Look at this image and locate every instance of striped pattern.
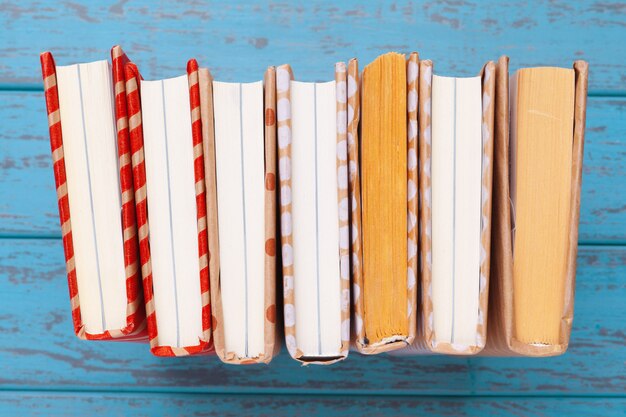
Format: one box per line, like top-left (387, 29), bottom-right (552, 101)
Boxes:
top-left (186, 58), bottom-right (213, 354)
top-left (110, 45), bottom-right (147, 341)
top-left (39, 50), bottom-right (146, 341)
top-left (124, 60), bottom-right (212, 356)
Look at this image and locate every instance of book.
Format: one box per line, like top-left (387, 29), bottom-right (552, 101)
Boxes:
top-left (123, 60), bottom-right (212, 356)
top-left (39, 48), bottom-right (146, 341)
top-left (431, 74), bottom-right (482, 348)
top-left (511, 66), bottom-right (574, 345)
top-left (276, 62), bottom-right (352, 364)
top-left (413, 59), bottom-right (495, 355)
top-left (486, 58), bottom-right (588, 356)
top-left (200, 66), bottom-right (280, 364)
top-left (352, 52), bottom-right (418, 354)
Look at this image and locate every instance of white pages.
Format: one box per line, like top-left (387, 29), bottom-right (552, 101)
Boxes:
top-left (141, 75), bottom-right (204, 348)
top-left (431, 75), bottom-right (482, 346)
top-left (56, 60), bottom-right (127, 334)
top-left (212, 81), bottom-right (266, 358)
top-left (290, 80), bottom-right (342, 357)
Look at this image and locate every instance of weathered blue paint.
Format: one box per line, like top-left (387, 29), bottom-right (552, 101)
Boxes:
top-left (0, 0), bottom-right (624, 415)
top-left (1, 392), bottom-right (626, 417)
top-left (1, 1), bottom-right (626, 90)
top-left (0, 242), bottom-right (624, 395)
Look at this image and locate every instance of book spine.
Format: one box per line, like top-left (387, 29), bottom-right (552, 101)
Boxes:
top-left (476, 60), bottom-right (496, 352)
top-left (406, 52), bottom-right (419, 345)
top-left (483, 55), bottom-right (513, 356)
top-left (276, 64), bottom-right (297, 359)
top-left (562, 60), bottom-right (589, 350)
top-left (347, 59), bottom-right (365, 350)
top-left (40, 52), bottom-right (86, 340)
top-left (417, 59), bottom-right (434, 351)
top-left (186, 59), bottom-right (213, 354)
top-left (110, 45), bottom-right (147, 340)
top-left (335, 62), bottom-right (350, 359)
top-left (124, 63), bottom-right (166, 352)
top-left (262, 66), bottom-right (279, 363)
top-left (197, 68), bottom-right (227, 360)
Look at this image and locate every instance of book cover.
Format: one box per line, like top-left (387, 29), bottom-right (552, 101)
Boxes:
top-left (123, 60), bottom-right (212, 356)
top-left (39, 49), bottom-right (147, 341)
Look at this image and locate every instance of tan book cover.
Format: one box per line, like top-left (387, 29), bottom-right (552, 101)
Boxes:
top-left (198, 67), bottom-right (280, 364)
top-left (484, 57), bottom-right (589, 356)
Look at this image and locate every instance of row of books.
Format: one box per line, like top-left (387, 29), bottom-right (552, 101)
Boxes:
top-left (39, 46), bottom-right (588, 364)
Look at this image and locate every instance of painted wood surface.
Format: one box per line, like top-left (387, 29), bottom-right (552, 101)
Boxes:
top-left (1, 392), bottom-right (626, 417)
top-left (0, 0), bottom-right (624, 415)
top-left (0, 1), bottom-right (625, 91)
top-left (0, 241), bottom-right (624, 395)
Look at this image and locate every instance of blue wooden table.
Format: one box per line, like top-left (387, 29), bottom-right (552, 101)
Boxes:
top-left (1, 1), bottom-right (625, 416)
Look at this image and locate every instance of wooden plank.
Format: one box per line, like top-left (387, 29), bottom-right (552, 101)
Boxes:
top-left (0, 240), bottom-right (624, 395)
top-left (1, 92), bottom-right (624, 241)
top-left (0, 1), bottom-right (624, 90)
top-left (1, 392), bottom-right (626, 417)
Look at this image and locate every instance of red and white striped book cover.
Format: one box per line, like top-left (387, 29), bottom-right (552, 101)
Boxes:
top-left (124, 59), bottom-right (213, 356)
top-left (39, 48), bottom-right (147, 341)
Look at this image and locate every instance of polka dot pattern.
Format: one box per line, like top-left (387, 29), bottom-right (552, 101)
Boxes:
top-left (277, 63), bottom-right (351, 365)
top-left (335, 62), bottom-right (351, 358)
top-left (265, 304), bottom-right (276, 324)
top-left (346, 58), bottom-right (365, 349)
top-left (276, 63), bottom-right (297, 360)
top-left (265, 173), bottom-right (276, 191)
top-left (260, 66), bottom-right (279, 363)
top-left (203, 66), bottom-right (280, 364)
top-left (265, 238), bottom-right (276, 257)
top-left (405, 52), bottom-right (419, 347)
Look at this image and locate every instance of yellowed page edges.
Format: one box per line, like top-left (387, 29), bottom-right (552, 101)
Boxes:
top-left (484, 58), bottom-right (588, 357)
top-left (354, 52), bottom-right (418, 355)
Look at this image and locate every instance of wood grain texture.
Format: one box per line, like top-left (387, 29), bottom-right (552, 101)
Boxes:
top-left (1, 392), bottom-right (625, 417)
top-left (0, 240), bottom-right (624, 395)
top-left (1, 93), bottom-right (623, 241)
top-left (0, 1), bottom-right (624, 90)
